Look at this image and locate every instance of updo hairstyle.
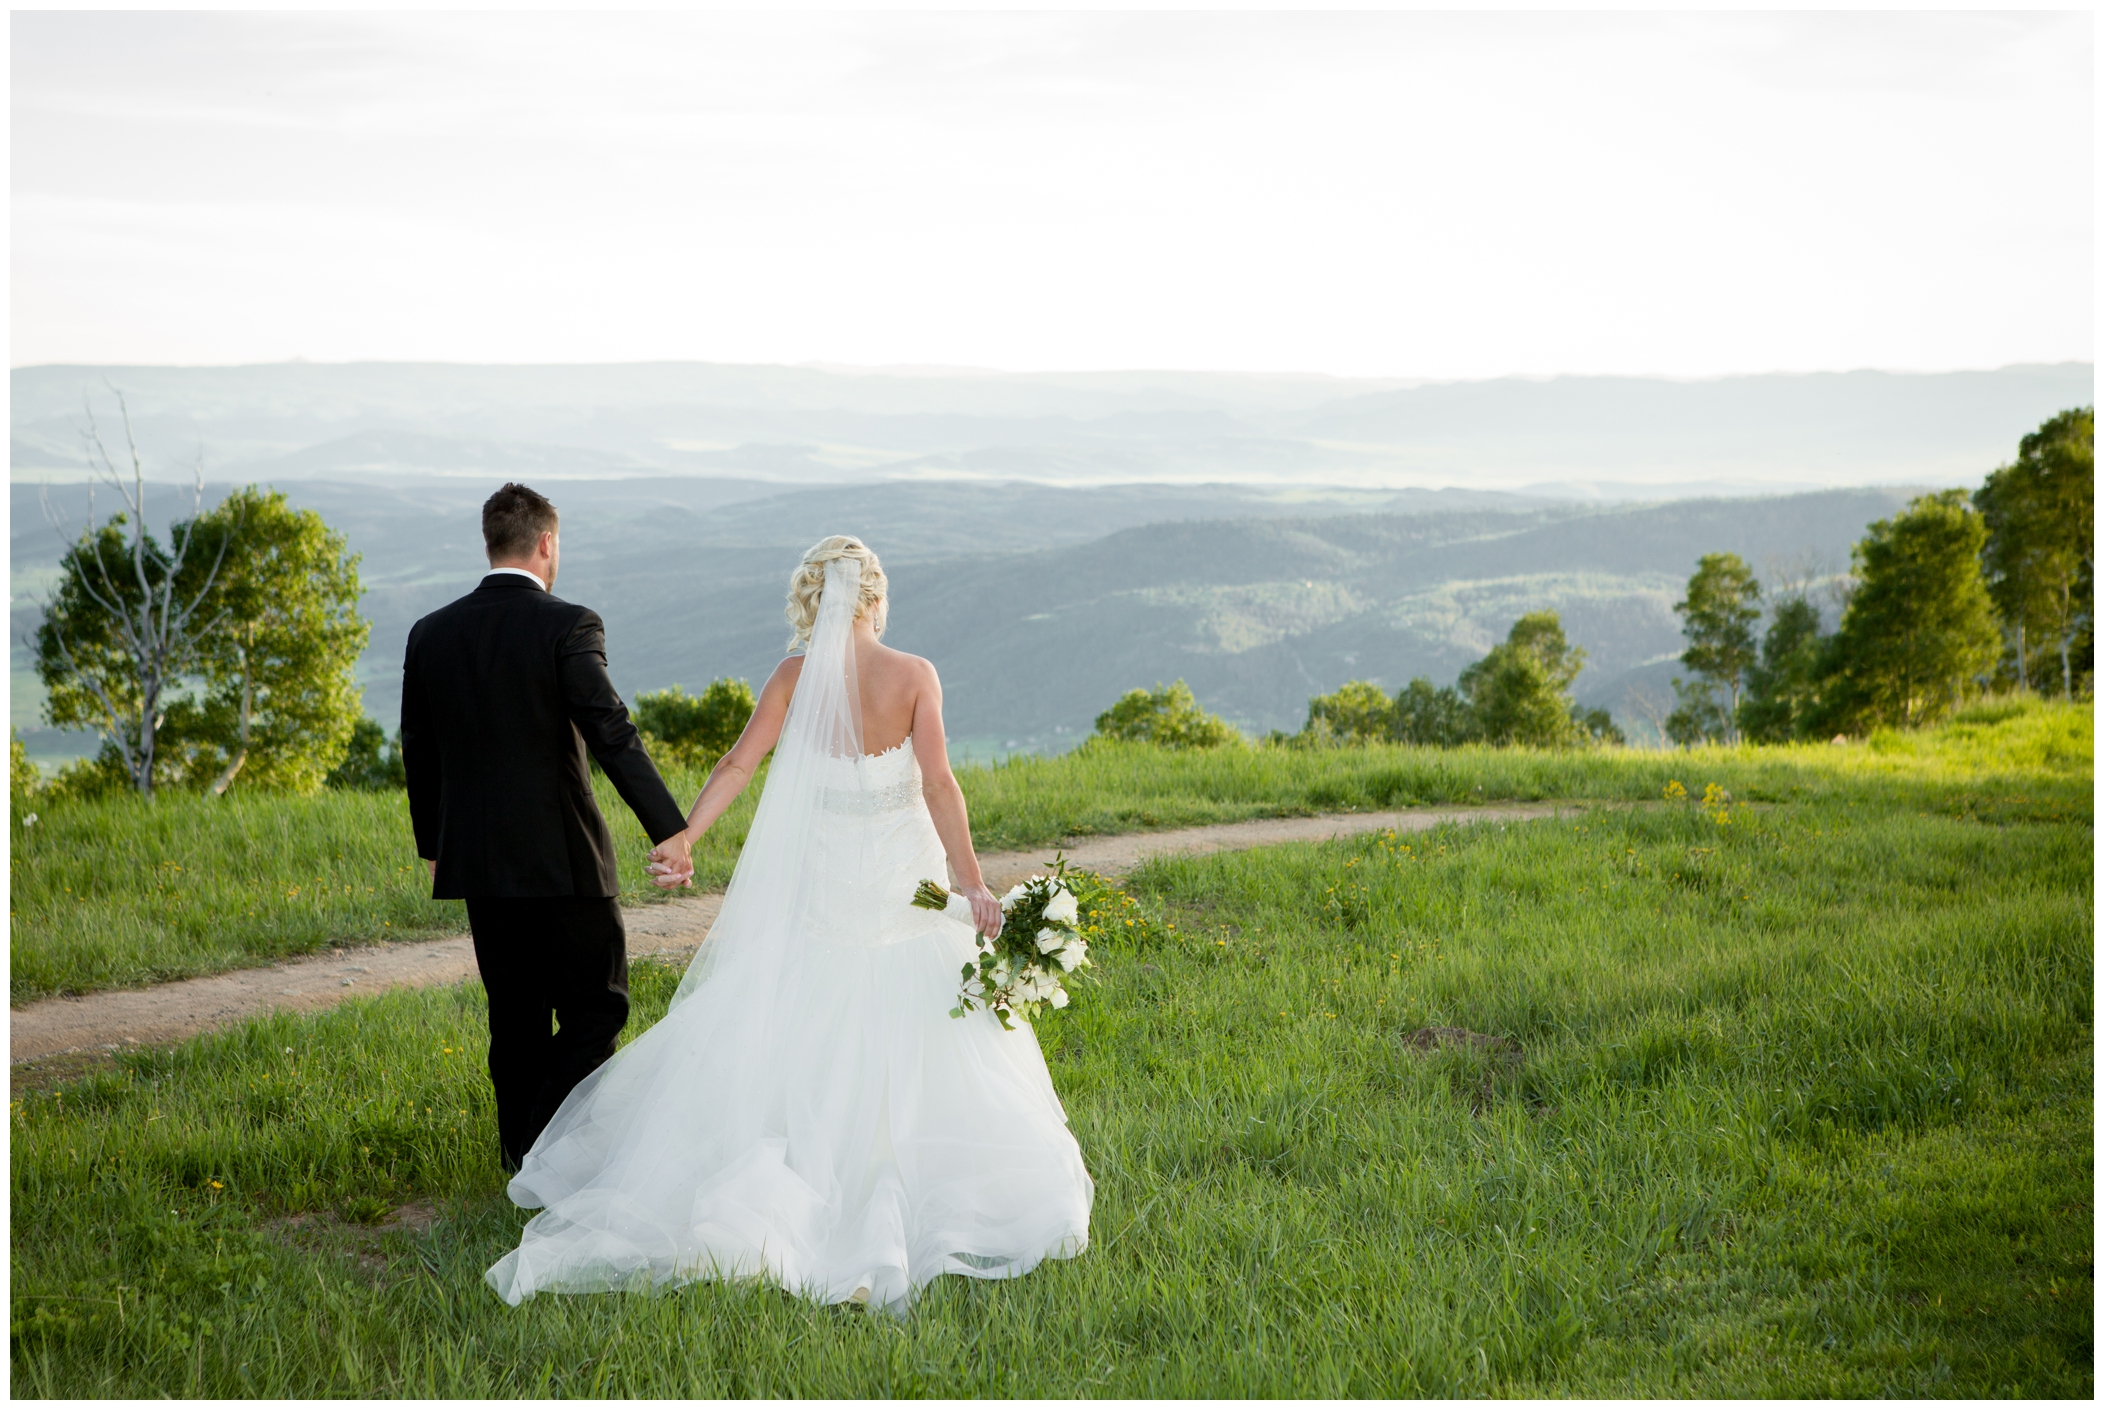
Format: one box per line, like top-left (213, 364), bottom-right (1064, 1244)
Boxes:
top-left (785, 536), bottom-right (889, 649)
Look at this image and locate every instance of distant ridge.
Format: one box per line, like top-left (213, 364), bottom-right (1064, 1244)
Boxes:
top-left (10, 360), bottom-right (2089, 494)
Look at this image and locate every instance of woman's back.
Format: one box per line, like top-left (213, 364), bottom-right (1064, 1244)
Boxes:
top-left (852, 634), bottom-right (927, 756)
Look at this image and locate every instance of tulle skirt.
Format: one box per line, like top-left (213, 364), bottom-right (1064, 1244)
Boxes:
top-left (485, 802), bottom-right (1094, 1312)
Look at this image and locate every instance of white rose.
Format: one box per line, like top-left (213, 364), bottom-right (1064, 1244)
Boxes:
top-left (1035, 927), bottom-right (1065, 954)
top-left (1056, 938), bottom-right (1090, 970)
top-left (1000, 881), bottom-right (1032, 907)
top-left (990, 959), bottom-right (1015, 988)
top-left (1042, 889), bottom-right (1079, 925)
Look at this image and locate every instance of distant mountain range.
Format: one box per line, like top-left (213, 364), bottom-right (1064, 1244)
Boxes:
top-left (11, 360), bottom-right (2091, 494)
top-left (11, 359), bottom-right (2088, 763)
top-left (13, 476), bottom-right (1915, 760)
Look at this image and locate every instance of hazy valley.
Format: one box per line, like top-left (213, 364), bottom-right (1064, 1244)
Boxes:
top-left (12, 359), bottom-right (2088, 759)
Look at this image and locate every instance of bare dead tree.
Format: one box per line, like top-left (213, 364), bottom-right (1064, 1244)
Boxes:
top-left (1624, 681), bottom-right (1675, 750)
top-left (33, 387), bottom-right (236, 798)
top-left (1762, 550), bottom-right (1845, 631)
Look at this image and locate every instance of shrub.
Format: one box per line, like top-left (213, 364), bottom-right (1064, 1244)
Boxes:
top-left (1302, 680), bottom-right (1396, 744)
top-left (11, 731), bottom-right (41, 803)
top-left (1393, 678), bottom-right (1476, 747)
top-left (1092, 680), bottom-right (1243, 748)
top-left (45, 747), bottom-right (133, 804)
top-left (324, 718), bottom-right (405, 791)
top-left (635, 678), bottom-right (757, 770)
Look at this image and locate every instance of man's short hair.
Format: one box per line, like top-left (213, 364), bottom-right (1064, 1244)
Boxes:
top-left (483, 483), bottom-right (559, 561)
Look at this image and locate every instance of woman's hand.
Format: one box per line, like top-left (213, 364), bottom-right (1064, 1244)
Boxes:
top-left (646, 830), bottom-right (696, 889)
top-left (957, 882), bottom-right (1003, 940)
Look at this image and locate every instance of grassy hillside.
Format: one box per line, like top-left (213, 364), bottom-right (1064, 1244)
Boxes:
top-left (10, 702), bottom-right (2088, 1006)
top-left (9, 700), bottom-right (2089, 1395)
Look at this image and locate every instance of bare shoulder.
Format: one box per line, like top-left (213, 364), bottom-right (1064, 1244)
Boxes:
top-left (893, 650), bottom-right (941, 701)
top-left (883, 646), bottom-right (940, 686)
top-left (769, 655), bottom-right (806, 689)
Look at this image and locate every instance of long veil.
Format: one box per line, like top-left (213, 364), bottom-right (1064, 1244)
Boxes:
top-left (671, 554), bottom-right (875, 1002)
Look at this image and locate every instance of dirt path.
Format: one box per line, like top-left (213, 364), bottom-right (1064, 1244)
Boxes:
top-left (10, 802), bottom-right (1574, 1065)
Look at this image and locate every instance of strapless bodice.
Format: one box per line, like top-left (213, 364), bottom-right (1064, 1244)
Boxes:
top-left (818, 736), bottom-right (923, 817)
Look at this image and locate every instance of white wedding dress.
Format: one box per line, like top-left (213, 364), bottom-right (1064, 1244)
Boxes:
top-left (486, 559), bottom-right (1093, 1312)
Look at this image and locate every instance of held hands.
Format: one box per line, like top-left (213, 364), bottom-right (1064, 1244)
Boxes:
top-left (645, 831), bottom-right (696, 889)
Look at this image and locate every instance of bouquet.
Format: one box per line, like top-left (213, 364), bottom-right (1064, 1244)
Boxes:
top-left (911, 857), bottom-right (1091, 1029)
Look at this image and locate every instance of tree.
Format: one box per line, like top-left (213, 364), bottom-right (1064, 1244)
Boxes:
top-left (1458, 612), bottom-right (1587, 747)
top-left (1301, 680), bottom-right (1395, 744)
top-left (1818, 490), bottom-right (2002, 730)
top-left (1392, 677), bottom-right (1476, 747)
top-left (157, 488), bottom-right (368, 795)
top-left (1572, 705), bottom-right (1626, 746)
top-left (1093, 680), bottom-right (1243, 748)
top-left (1974, 407), bottom-right (2093, 696)
top-left (31, 391), bottom-right (235, 798)
top-left (1672, 552), bottom-right (1762, 744)
top-left (1737, 596), bottom-right (1827, 743)
top-left (635, 678), bottom-right (758, 768)
top-left (1664, 678), bottom-right (1730, 747)
top-left (325, 718), bottom-right (405, 790)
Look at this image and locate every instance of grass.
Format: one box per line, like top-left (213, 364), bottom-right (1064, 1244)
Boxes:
top-left (9, 700), bottom-right (2090, 1003)
top-left (9, 703), bottom-right (2090, 1395)
top-left (6, 762), bottom-right (753, 1004)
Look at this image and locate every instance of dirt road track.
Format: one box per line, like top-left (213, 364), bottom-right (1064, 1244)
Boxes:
top-left (10, 803), bottom-right (1571, 1065)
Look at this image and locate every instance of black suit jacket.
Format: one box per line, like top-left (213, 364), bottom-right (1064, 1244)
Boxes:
top-left (400, 574), bottom-right (687, 899)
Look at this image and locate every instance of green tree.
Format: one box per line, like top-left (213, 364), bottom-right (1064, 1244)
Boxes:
top-left (1974, 407), bottom-right (2093, 696)
top-left (1392, 677), bottom-right (1476, 747)
top-left (1093, 680), bottom-right (1243, 748)
top-left (325, 718), bottom-right (405, 790)
top-left (32, 395), bottom-right (236, 797)
top-left (634, 678), bottom-right (758, 768)
top-left (1664, 678), bottom-right (1730, 748)
top-left (1572, 705), bottom-right (1626, 746)
top-left (1737, 596), bottom-right (1827, 743)
top-left (157, 488), bottom-right (368, 795)
top-left (1458, 612), bottom-right (1588, 748)
top-left (1301, 680), bottom-right (1395, 744)
top-left (1672, 552), bottom-right (1762, 744)
top-left (1819, 490), bottom-right (2002, 731)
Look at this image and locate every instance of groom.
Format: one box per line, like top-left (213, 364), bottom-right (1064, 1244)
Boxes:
top-left (400, 482), bottom-right (692, 1172)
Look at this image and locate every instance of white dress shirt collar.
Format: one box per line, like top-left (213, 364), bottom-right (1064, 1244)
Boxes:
top-left (485, 566), bottom-right (547, 590)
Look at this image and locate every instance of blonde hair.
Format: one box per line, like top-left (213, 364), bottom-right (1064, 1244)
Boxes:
top-left (785, 535), bottom-right (888, 649)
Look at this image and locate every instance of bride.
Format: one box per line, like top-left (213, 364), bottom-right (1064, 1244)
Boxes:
top-left (486, 536), bottom-right (1094, 1311)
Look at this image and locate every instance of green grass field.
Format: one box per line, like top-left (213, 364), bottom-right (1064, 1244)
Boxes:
top-left (9, 703), bottom-right (2091, 1395)
top-left (10, 701), bottom-right (2091, 1003)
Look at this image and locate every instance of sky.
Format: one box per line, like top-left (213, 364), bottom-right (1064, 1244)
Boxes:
top-left (10, 9), bottom-right (2094, 379)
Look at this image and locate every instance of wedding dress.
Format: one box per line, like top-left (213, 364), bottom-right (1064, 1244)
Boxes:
top-left (486, 559), bottom-right (1093, 1312)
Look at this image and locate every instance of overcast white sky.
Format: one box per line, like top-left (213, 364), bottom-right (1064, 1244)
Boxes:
top-left (10, 9), bottom-right (2094, 378)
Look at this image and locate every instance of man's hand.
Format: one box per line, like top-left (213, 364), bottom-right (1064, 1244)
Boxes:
top-left (956, 882), bottom-right (1003, 940)
top-left (425, 858), bottom-right (437, 880)
top-left (646, 832), bottom-right (695, 889)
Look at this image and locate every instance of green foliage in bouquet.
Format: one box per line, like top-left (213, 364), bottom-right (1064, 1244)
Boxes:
top-left (915, 856), bottom-right (1095, 1029)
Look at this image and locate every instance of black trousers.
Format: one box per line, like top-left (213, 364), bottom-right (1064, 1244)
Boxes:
top-left (466, 895), bottom-right (630, 1172)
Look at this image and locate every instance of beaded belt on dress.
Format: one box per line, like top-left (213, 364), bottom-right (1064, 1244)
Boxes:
top-left (820, 776), bottom-right (924, 816)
